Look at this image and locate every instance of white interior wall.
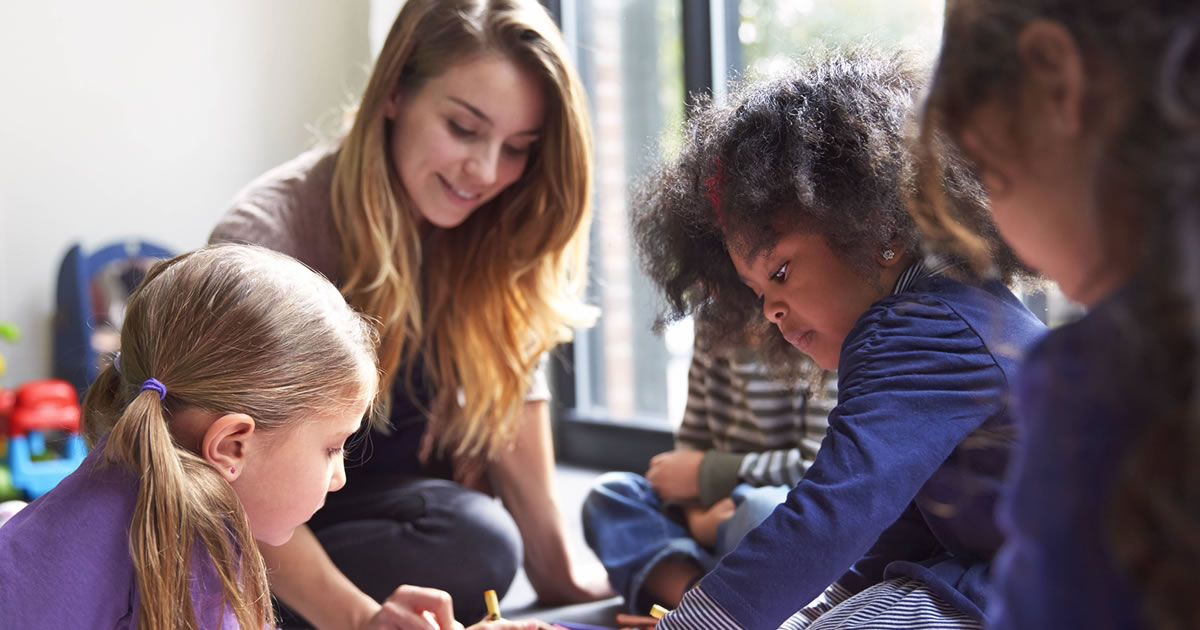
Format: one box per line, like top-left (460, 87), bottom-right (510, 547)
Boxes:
top-left (0, 0), bottom-right (372, 386)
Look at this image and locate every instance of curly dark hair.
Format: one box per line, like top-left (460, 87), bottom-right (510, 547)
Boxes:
top-left (913, 2), bottom-right (1200, 628)
top-left (634, 49), bottom-right (1026, 374)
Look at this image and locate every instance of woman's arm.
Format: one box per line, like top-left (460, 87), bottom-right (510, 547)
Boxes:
top-left (261, 525), bottom-right (379, 630)
top-left (262, 525), bottom-right (468, 630)
top-left (488, 400), bottom-right (614, 605)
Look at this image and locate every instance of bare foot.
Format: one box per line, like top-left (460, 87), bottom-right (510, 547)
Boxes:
top-left (641, 556), bottom-right (704, 608)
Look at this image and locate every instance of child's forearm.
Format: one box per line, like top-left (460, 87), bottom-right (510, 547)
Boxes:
top-left (696, 451), bottom-right (746, 507)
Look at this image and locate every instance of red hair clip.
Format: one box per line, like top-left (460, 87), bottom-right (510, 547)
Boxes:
top-left (704, 157), bottom-right (726, 233)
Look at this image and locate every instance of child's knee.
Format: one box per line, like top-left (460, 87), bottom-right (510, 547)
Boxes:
top-left (586, 471), bottom-right (649, 506)
top-left (582, 472), bottom-right (653, 535)
top-left (735, 485), bottom-right (789, 517)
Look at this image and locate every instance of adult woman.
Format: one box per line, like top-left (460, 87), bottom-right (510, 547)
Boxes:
top-left (211, 0), bottom-right (609, 626)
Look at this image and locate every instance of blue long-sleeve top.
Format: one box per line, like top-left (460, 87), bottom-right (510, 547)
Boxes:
top-left (658, 273), bottom-right (1046, 630)
top-left (989, 286), bottom-right (1145, 629)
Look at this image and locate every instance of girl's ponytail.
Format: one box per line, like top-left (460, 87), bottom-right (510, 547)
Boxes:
top-left (81, 363), bottom-right (126, 447)
top-left (104, 384), bottom-right (270, 629)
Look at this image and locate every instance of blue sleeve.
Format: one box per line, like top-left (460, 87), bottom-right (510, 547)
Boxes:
top-left (834, 501), bottom-right (942, 595)
top-left (660, 297), bottom-right (1010, 630)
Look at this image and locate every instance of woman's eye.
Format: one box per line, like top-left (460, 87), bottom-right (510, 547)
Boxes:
top-left (448, 120), bottom-right (476, 137)
top-left (502, 144), bottom-right (531, 158)
top-left (327, 447), bottom-right (345, 459)
top-left (770, 263), bottom-right (789, 282)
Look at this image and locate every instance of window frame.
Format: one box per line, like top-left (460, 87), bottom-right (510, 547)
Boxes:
top-left (540, 0), bottom-right (742, 472)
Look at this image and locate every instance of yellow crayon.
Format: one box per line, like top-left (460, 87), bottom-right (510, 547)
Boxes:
top-left (649, 604), bottom-right (670, 619)
top-left (484, 589), bottom-right (503, 621)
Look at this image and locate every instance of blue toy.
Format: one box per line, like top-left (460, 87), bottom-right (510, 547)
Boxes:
top-left (54, 240), bottom-right (173, 397)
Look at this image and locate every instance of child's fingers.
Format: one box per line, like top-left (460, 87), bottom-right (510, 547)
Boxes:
top-left (710, 497), bottom-right (736, 517)
top-left (370, 601), bottom-right (437, 630)
top-left (375, 584), bottom-right (457, 630)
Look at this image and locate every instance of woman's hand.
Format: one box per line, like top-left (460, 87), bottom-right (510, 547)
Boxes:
top-left (684, 498), bottom-right (736, 548)
top-left (646, 450), bottom-right (704, 501)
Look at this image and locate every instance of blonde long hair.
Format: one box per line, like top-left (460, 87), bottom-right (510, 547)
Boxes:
top-left (332, 0), bottom-right (596, 458)
top-left (82, 244), bottom-right (379, 630)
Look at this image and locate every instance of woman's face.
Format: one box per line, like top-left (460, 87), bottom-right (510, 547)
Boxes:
top-left (728, 232), bottom-right (897, 370)
top-left (386, 53), bottom-right (546, 229)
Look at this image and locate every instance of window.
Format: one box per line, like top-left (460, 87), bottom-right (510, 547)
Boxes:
top-left (558, 0), bottom-right (688, 431)
top-left (737, 0), bottom-right (943, 75)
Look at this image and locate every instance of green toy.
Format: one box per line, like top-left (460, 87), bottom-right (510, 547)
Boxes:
top-left (0, 321), bottom-right (20, 498)
top-left (0, 321), bottom-right (18, 379)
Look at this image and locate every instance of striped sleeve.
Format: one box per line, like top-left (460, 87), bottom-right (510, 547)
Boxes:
top-left (675, 349), bottom-right (717, 450)
top-left (738, 447), bottom-right (810, 488)
top-left (656, 585), bottom-right (744, 630)
top-left (736, 382), bottom-right (834, 488)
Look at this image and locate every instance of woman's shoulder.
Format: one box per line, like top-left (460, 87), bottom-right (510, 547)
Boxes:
top-left (210, 144), bottom-right (342, 281)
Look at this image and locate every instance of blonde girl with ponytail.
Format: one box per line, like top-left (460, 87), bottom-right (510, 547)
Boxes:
top-left (0, 244), bottom-right (382, 628)
top-left (0, 244), bottom-right (550, 629)
top-left (211, 0), bottom-right (611, 625)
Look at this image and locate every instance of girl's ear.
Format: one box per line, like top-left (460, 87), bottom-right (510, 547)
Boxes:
top-left (876, 245), bottom-right (905, 268)
top-left (201, 413), bottom-right (256, 482)
top-left (1016, 19), bottom-right (1087, 138)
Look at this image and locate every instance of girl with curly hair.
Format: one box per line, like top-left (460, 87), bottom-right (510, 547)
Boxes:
top-left (636, 51), bottom-right (1045, 629)
top-left (912, 1), bottom-right (1200, 628)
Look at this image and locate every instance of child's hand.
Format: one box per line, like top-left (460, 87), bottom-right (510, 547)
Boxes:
top-left (684, 498), bottom-right (736, 547)
top-left (362, 585), bottom-right (463, 630)
top-left (646, 450), bottom-right (704, 500)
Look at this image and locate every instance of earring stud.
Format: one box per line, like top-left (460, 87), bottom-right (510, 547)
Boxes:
top-left (882, 249), bottom-right (895, 261)
top-left (230, 467), bottom-right (236, 474)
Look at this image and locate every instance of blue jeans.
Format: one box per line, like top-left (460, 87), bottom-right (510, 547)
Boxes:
top-left (581, 471), bottom-right (789, 613)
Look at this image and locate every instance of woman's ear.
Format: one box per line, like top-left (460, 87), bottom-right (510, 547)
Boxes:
top-left (1016, 19), bottom-right (1087, 138)
top-left (384, 92), bottom-right (402, 120)
top-left (201, 413), bottom-right (256, 482)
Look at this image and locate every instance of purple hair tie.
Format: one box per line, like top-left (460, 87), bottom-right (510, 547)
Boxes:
top-left (140, 378), bottom-right (167, 401)
top-left (112, 352), bottom-right (122, 374)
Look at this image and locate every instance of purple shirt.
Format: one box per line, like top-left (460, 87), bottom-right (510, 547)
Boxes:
top-left (0, 438), bottom-right (244, 628)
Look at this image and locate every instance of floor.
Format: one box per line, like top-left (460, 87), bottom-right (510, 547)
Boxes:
top-left (500, 464), bottom-right (626, 625)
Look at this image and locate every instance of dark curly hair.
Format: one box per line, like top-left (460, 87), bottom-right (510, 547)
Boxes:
top-left (634, 49), bottom-right (1026, 375)
top-left (912, 2), bottom-right (1200, 629)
